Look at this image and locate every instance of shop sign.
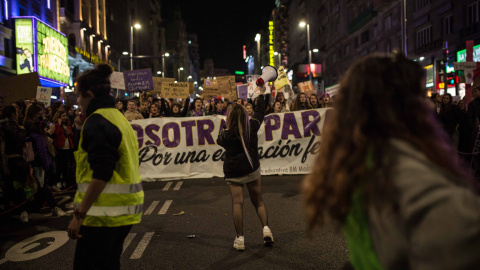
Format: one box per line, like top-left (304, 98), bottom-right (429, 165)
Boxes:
top-left (457, 44), bottom-right (480, 63)
top-left (14, 17), bottom-right (69, 85)
top-left (269, 21), bottom-right (274, 66)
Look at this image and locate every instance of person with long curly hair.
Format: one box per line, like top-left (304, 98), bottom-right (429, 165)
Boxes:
top-left (291, 92), bottom-right (312, 111)
top-left (303, 52), bottom-right (480, 270)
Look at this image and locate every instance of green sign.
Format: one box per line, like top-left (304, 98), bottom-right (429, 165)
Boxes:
top-left (14, 17), bottom-right (70, 85)
top-left (36, 19), bottom-right (70, 84)
top-left (15, 19), bottom-right (34, 75)
top-left (235, 71), bottom-right (245, 75)
top-left (457, 44), bottom-right (480, 63)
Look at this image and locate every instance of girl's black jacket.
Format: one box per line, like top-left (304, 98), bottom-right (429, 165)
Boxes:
top-left (217, 95), bottom-right (265, 178)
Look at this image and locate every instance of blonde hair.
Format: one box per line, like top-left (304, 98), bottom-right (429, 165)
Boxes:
top-left (226, 103), bottom-right (254, 168)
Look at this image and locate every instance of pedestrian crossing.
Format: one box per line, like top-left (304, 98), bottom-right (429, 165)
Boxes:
top-left (162, 181), bottom-right (183, 191)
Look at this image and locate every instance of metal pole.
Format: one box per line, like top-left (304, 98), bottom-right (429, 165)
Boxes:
top-left (307, 23), bottom-right (312, 82)
top-left (129, 15), bottom-right (133, 70)
top-left (444, 41), bottom-right (448, 95)
top-left (162, 55), bottom-right (165, 78)
top-left (403, 0), bottom-right (407, 56)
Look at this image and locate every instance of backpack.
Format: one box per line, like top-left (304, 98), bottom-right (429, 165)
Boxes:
top-left (23, 137), bottom-right (35, 162)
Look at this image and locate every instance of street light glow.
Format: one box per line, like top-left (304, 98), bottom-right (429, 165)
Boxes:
top-left (180, 67), bottom-right (184, 71)
top-left (123, 51), bottom-right (129, 55)
top-left (134, 23), bottom-right (141, 29)
top-left (164, 53), bottom-right (170, 57)
top-left (419, 56), bottom-right (425, 61)
top-left (312, 49), bottom-right (319, 53)
top-left (188, 75), bottom-right (192, 79)
top-left (157, 71), bottom-right (162, 74)
top-left (255, 33), bottom-right (261, 42)
top-left (274, 52), bottom-right (278, 55)
top-left (299, 21), bottom-right (306, 27)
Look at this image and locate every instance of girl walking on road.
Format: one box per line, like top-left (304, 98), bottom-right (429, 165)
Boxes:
top-left (217, 85), bottom-right (274, 251)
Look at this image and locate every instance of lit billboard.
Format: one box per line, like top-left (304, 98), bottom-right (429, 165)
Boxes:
top-left (15, 17), bottom-right (70, 86)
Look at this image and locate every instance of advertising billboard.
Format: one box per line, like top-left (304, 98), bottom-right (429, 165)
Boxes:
top-left (14, 17), bottom-right (70, 86)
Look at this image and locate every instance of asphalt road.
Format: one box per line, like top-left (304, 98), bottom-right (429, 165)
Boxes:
top-left (0, 175), bottom-right (351, 270)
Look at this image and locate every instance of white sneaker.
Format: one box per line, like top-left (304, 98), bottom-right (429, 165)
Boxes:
top-left (20, 211), bottom-right (29, 222)
top-left (233, 236), bottom-right (245, 251)
top-left (263, 226), bottom-right (274, 246)
top-left (52, 207), bottom-right (67, 216)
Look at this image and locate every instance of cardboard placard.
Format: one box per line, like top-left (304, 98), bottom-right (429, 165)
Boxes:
top-left (325, 84), bottom-right (340, 97)
top-left (150, 77), bottom-right (175, 96)
top-left (36, 86), bottom-right (52, 105)
top-left (124, 69), bottom-right (154, 92)
top-left (0, 72), bottom-right (41, 105)
top-left (189, 82), bottom-right (195, 94)
top-left (110, 71), bottom-right (126, 89)
top-left (297, 81), bottom-right (314, 95)
top-left (161, 82), bottom-right (190, 99)
top-left (201, 86), bottom-right (219, 98)
top-left (216, 76), bottom-right (237, 100)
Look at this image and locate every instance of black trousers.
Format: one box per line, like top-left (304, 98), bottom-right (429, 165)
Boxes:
top-left (56, 149), bottom-right (75, 187)
top-left (73, 225), bottom-right (132, 270)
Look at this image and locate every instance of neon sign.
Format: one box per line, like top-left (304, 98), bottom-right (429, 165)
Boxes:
top-left (269, 21), bottom-right (274, 66)
top-left (14, 17), bottom-right (70, 86)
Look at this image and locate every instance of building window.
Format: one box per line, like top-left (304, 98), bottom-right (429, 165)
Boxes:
top-left (344, 44), bottom-right (350, 56)
top-left (373, 23), bottom-right (379, 37)
top-left (354, 37), bottom-right (359, 48)
top-left (416, 26), bottom-right (431, 49)
top-left (332, 54), bottom-right (336, 64)
top-left (416, 0), bottom-right (431, 11)
top-left (443, 15), bottom-right (453, 35)
top-left (361, 30), bottom-right (369, 44)
top-left (467, 2), bottom-right (479, 25)
top-left (384, 14), bottom-right (392, 30)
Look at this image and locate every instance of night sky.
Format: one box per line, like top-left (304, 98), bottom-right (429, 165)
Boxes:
top-left (161, 0), bottom-right (276, 73)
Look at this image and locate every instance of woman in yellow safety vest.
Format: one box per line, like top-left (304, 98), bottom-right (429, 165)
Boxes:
top-left (67, 64), bottom-right (144, 270)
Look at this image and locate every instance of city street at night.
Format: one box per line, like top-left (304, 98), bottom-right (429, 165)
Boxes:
top-left (0, 176), bottom-right (351, 270)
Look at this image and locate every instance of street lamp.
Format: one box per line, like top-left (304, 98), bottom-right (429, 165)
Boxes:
top-left (274, 51), bottom-right (281, 67)
top-left (255, 33), bottom-right (261, 74)
top-left (129, 15), bottom-right (141, 70)
top-left (161, 53), bottom-right (169, 78)
top-left (312, 48), bottom-right (319, 53)
top-left (178, 67), bottom-right (184, 81)
top-left (299, 20), bottom-right (312, 83)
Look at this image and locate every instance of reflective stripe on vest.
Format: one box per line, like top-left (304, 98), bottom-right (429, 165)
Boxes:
top-left (87, 204), bottom-right (143, 216)
top-left (77, 182), bottom-right (143, 194)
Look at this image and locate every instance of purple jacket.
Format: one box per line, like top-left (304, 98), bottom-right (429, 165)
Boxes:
top-left (30, 132), bottom-right (51, 171)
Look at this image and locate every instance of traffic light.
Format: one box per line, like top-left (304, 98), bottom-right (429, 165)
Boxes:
top-left (446, 73), bottom-right (455, 86)
top-left (441, 48), bottom-right (449, 71)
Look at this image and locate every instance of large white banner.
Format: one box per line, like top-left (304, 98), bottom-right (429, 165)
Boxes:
top-left (131, 108), bottom-right (331, 181)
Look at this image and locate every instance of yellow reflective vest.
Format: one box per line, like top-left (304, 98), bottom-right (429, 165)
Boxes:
top-left (74, 108), bottom-right (144, 227)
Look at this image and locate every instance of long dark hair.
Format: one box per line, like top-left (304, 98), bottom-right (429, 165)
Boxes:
top-left (291, 93), bottom-right (312, 111)
top-left (303, 52), bottom-right (472, 229)
top-left (226, 103), bottom-right (253, 168)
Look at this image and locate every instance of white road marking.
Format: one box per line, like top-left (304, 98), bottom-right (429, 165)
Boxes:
top-left (158, 200), bottom-right (173, 215)
top-left (143, 201), bottom-right (160, 215)
top-left (122, 233), bottom-right (137, 254)
top-left (130, 232), bottom-right (155, 259)
top-left (162, 182), bottom-right (172, 191)
top-left (173, 181), bottom-right (183, 191)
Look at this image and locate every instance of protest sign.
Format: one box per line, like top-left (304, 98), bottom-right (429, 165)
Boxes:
top-left (161, 82), bottom-right (190, 99)
top-left (131, 108), bottom-right (331, 180)
top-left (189, 82), bottom-right (195, 94)
top-left (124, 69), bottom-right (154, 92)
top-left (150, 77), bottom-right (175, 96)
top-left (325, 84), bottom-right (340, 97)
top-left (236, 84), bottom-right (248, 100)
top-left (0, 72), bottom-right (40, 104)
top-left (246, 75), bottom-right (260, 98)
top-left (274, 66), bottom-right (290, 90)
top-left (36, 86), bottom-right (52, 105)
top-left (110, 72), bottom-right (125, 89)
top-left (216, 76), bottom-right (237, 100)
top-left (201, 86), bottom-right (219, 99)
top-left (297, 81), bottom-right (314, 96)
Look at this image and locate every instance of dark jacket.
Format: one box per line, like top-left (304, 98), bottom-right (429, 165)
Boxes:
top-left (78, 95), bottom-right (122, 182)
top-left (217, 95), bottom-right (265, 178)
top-left (31, 132), bottom-right (51, 171)
top-left (3, 119), bottom-right (26, 156)
top-left (160, 98), bottom-right (189, 117)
